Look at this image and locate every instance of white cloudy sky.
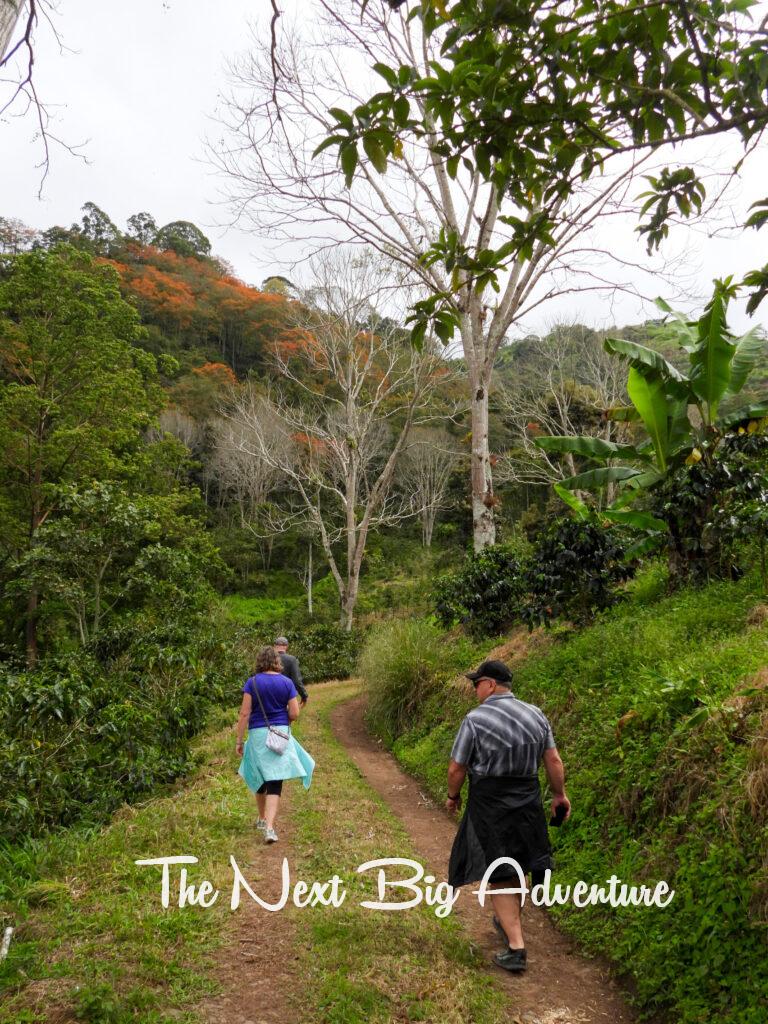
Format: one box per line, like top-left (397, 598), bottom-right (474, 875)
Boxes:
top-left (2, 0), bottom-right (767, 334)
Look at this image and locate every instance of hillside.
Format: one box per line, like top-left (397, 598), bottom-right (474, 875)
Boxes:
top-left (360, 564), bottom-right (768, 1024)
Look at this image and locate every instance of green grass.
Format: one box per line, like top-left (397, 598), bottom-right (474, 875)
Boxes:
top-left (0, 707), bottom-right (257, 1023)
top-left (362, 564), bottom-right (768, 1024)
top-left (221, 592), bottom-right (302, 625)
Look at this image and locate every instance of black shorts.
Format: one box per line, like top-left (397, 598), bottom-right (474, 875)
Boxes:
top-left (256, 780), bottom-right (283, 796)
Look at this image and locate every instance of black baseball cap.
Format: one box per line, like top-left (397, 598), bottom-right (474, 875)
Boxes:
top-left (465, 659), bottom-right (513, 685)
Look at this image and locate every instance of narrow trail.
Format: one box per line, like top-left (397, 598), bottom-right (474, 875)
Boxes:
top-left (331, 694), bottom-right (636, 1024)
top-left (195, 683), bottom-right (636, 1024)
top-left (199, 787), bottom-right (297, 1024)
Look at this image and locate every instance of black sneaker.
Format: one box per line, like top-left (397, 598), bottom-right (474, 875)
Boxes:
top-left (493, 947), bottom-right (527, 973)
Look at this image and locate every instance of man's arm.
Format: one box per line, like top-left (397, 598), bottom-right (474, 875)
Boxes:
top-left (292, 655), bottom-right (308, 704)
top-left (446, 759), bottom-right (467, 812)
top-left (284, 654), bottom-right (308, 704)
top-left (543, 747), bottom-right (571, 819)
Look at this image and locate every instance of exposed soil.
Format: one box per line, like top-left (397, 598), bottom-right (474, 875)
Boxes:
top-left (330, 695), bottom-right (636, 1024)
top-left (199, 786), bottom-right (299, 1024)
top-left (197, 687), bottom-right (636, 1024)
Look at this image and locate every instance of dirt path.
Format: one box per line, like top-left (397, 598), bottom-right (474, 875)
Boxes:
top-left (199, 789), bottom-right (297, 1024)
top-left (331, 695), bottom-right (636, 1024)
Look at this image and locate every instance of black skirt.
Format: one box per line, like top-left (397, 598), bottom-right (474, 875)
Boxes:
top-left (448, 774), bottom-right (552, 889)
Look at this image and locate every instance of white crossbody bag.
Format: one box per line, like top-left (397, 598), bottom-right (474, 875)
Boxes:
top-left (252, 678), bottom-right (290, 755)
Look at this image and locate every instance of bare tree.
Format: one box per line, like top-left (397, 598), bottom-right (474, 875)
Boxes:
top-left (212, 0), bottom-right (689, 551)
top-left (207, 394), bottom-right (286, 527)
top-left (220, 249), bottom-right (453, 629)
top-left (155, 408), bottom-right (206, 453)
top-left (496, 324), bottom-right (629, 502)
top-left (0, 215), bottom-right (37, 253)
top-left (1, 1), bottom-right (85, 194)
top-left (397, 428), bottom-right (461, 547)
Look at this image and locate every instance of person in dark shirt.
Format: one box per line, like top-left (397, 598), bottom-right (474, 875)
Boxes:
top-left (274, 635), bottom-right (308, 705)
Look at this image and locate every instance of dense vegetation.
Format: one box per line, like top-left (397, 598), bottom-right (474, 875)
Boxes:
top-left (2, 198), bottom-right (767, 1024)
top-left (360, 564), bottom-right (768, 1024)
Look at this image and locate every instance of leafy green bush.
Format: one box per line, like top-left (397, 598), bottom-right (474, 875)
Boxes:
top-left (432, 544), bottom-right (525, 636)
top-left (0, 610), bottom-right (247, 842)
top-left (235, 622), bottom-right (360, 684)
top-left (291, 624), bottom-right (360, 683)
top-left (374, 569), bottom-right (768, 1024)
top-left (521, 517), bottom-right (633, 627)
top-left (654, 429), bottom-right (768, 585)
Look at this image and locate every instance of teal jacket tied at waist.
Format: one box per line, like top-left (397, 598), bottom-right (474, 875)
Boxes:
top-left (238, 726), bottom-right (315, 794)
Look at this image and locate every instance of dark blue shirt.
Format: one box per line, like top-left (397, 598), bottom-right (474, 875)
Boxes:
top-left (243, 672), bottom-right (298, 729)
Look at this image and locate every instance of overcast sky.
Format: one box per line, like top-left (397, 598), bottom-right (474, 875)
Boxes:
top-left (2, 0), bottom-right (767, 334)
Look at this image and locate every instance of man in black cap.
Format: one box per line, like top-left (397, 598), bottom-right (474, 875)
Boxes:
top-left (446, 659), bottom-right (570, 973)
top-left (274, 636), bottom-right (308, 706)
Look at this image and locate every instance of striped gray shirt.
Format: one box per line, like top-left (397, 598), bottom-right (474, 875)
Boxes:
top-left (450, 692), bottom-right (556, 778)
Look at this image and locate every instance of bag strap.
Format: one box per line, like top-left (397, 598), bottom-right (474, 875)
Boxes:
top-left (251, 676), bottom-right (288, 735)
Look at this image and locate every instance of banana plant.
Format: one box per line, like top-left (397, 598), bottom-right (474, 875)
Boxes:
top-left (534, 278), bottom-right (768, 539)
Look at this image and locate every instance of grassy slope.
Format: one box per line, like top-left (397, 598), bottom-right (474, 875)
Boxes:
top-left (0, 685), bottom-right (512, 1024)
top-left (381, 565), bottom-right (768, 1024)
top-left (0, 706), bottom-right (247, 1023)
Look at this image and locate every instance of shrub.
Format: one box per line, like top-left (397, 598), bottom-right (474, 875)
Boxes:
top-left (521, 517), bottom-right (633, 627)
top-left (237, 622), bottom-right (360, 684)
top-left (432, 543), bottom-right (525, 636)
top-left (0, 610), bottom-right (246, 843)
top-left (359, 619), bottom-right (477, 743)
top-left (291, 624), bottom-right (360, 682)
top-left (654, 430), bottom-right (768, 585)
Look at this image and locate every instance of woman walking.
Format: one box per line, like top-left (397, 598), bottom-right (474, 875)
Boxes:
top-left (236, 646), bottom-right (315, 843)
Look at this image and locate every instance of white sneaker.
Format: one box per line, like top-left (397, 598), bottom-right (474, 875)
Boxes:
top-left (264, 827), bottom-right (278, 844)
top-left (255, 818), bottom-right (267, 831)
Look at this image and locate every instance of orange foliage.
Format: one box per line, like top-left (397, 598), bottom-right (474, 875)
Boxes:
top-left (97, 244), bottom-right (294, 372)
top-left (291, 431), bottom-right (327, 453)
top-left (272, 327), bottom-right (324, 360)
top-left (192, 362), bottom-right (238, 386)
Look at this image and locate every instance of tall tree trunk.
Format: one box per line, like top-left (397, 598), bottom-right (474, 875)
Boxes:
top-left (469, 370), bottom-right (496, 552)
top-left (25, 588), bottom-right (39, 668)
top-left (340, 572), bottom-right (359, 632)
top-left (423, 508), bottom-right (435, 548)
top-left (306, 540), bottom-right (313, 616)
top-left (0, 1), bottom-right (24, 60)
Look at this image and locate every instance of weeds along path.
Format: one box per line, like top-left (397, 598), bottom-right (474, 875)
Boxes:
top-left (330, 692), bottom-right (637, 1024)
top-left (1, 681), bottom-right (635, 1024)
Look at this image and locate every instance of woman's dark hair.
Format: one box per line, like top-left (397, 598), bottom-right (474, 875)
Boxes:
top-left (256, 646), bottom-right (283, 673)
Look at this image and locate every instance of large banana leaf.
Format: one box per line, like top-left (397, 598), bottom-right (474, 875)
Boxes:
top-left (601, 508), bottom-right (668, 531)
top-left (553, 482), bottom-right (591, 521)
top-left (534, 435), bottom-right (647, 460)
top-left (627, 367), bottom-right (670, 472)
top-left (654, 297), bottom-right (697, 350)
top-left (688, 285), bottom-right (736, 418)
top-left (626, 467), bottom-right (666, 489)
top-left (604, 337), bottom-right (690, 398)
top-left (726, 326), bottom-right (766, 396)
top-left (560, 466), bottom-right (643, 490)
top-left (718, 402), bottom-right (768, 430)
top-left (624, 532), bottom-right (667, 560)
